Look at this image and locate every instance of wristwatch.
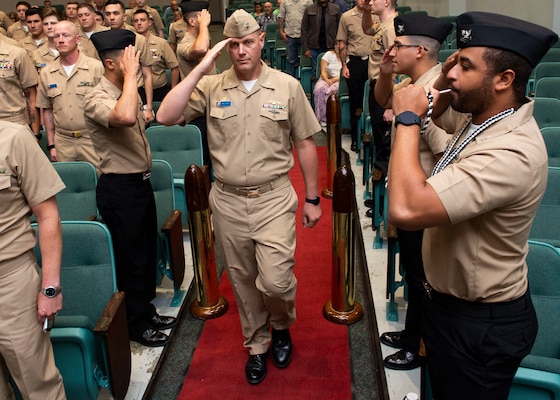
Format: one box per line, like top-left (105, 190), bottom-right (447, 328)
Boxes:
top-left (394, 111), bottom-right (422, 128)
top-left (47, 144), bottom-right (55, 150)
top-left (305, 196), bottom-right (321, 205)
top-left (41, 286), bottom-right (62, 298)
top-left (35, 132), bottom-right (43, 140)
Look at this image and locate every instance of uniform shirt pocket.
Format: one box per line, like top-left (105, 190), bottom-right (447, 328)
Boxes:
top-left (209, 106), bottom-right (238, 141)
top-left (0, 174), bottom-right (11, 190)
top-left (260, 107), bottom-right (289, 141)
top-left (47, 86), bottom-right (63, 99)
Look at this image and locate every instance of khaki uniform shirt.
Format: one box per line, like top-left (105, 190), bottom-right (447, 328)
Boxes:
top-left (78, 24), bottom-right (110, 61)
top-left (0, 39), bottom-right (39, 124)
top-left (7, 21), bottom-right (30, 41)
top-left (31, 45), bottom-right (59, 74)
top-left (84, 76), bottom-right (152, 174)
top-left (176, 30), bottom-right (215, 79)
top-left (278, 0), bottom-right (314, 38)
top-left (0, 121), bottom-right (65, 263)
top-left (367, 11), bottom-right (397, 81)
top-left (18, 36), bottom-right (48, 58)
top-left (145, 33), bottom-right (178, 89)
top-left (0, 11), bottom-right (12, 36)
top-left (37, 52), bottom-right (104, 138)
top-left (126, 6), bottom-right (164, 36)
top-left (392, 64), bottom-right (449, 176)
top-left (424, 100), bottom-right (548, 302)
top-left (168, 19), bottom-right (187, 47)
top-left (184, 62), bottom-right (321, 186)
top-left (335, 7), bottom-right (372, 57)
top-left (134, 32), bottom-right (154, 87)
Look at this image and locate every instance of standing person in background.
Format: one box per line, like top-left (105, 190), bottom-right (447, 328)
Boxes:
top-left (336, 0), bottom-right (373, 151)
top-left (277, 0), bottom-right (313, 77)
top-left (77, 2), bottom-right (110, 61)
top-left (37, 21), bottom-right (104, 166)
top-left (84, 29), bottom-right (177, 347)
top-left (388, 12), bottom-right (557, 399)
top-left (300, 0), bottom-right (341, 82)
top-left (64, 1), bottom-right (79, 24)
top-left (31, 7), bottom-right (61, 74)
top-left (163, 0), bottom-right (181, 21)
top-left (167, 10), bottom-right (187, 52)
top-left (0, 120), bottom-right (66, 400)
top-left (361, 0), bottom-right (397, 176)
top-left (157, 10), bottom-right (322, 385)
top-left (133, 9), bottom-right (179, 101)
top-left (7, 1), bottom-right (31, 41)
top-left (19, 8), bottom-right (47, 57)
top-left (256, 1), bottom-right (277, 32)
top-left (313, 41), bottom-right (343, 127)
top-left (125, 0), bottom-right (164, 38)
top-left (373, 13), bottom-right (452, 371)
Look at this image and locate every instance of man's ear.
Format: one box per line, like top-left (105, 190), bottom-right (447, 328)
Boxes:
top-left (495, 69), bottom-right (516, 93)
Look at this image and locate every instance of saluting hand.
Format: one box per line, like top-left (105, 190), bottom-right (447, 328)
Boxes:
top-left (121, 45), bottom-right (140, 79)
top-left (379, 44), bottom-right (395, 76)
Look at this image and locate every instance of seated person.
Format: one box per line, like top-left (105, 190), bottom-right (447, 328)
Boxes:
top-left (313, 42), bottom-right (343, 127)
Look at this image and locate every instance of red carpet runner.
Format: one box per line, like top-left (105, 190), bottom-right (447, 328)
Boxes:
top-left (178, 147), bottom-right (352, 400)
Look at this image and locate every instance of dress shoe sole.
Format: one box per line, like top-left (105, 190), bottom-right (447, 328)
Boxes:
top-left (131, 336), bottom-right (170, 347)
top-left (383, 357), bottom-right (423, 371)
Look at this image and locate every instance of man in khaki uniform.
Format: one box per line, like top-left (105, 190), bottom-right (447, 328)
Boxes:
top-left (37, 21), bottom-right (104, 167)
top-left (373, 14), bottom-right (452, 371)
top-left (31, 7), bottom-right (61, 74)
top-left (7, 1), bottom-right (31, 41)
top-left (132, 9), bottom-right (179, 101)
top-left (0, 35), bottom-right (41, 137)
top-left (176, 1), bottom-right (212, 80)
top-left (19, 8), bottom-right (47, 57)
top-left (77, 2), bottom-right (109, 60)
top-left (125, 0), bottom-right (164, 38)
top-left (336, 0), bottom-right (373, 151)
top-left (362, 0), bottom-right (397, 170)
top-left (388, 12), bottom-right (557, 399)
top-left (157, 10), bottom-right (322, 385)
top-left (84, 29), bottom-right (177, 347)
top-left (0, 120), bottom-right (66, 400)
top-left (64, 1), bottom-right (79, 25)
top-left (104, 0), bottom-right (154, 123)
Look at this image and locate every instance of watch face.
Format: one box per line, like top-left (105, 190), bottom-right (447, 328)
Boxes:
top-left (45, 287), bottom-right (57, 297)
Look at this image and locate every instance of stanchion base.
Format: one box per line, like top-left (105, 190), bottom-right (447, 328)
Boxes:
top-left (190, 296), bottom-right (229, 320)
top-left (322, 300), bottom-right (363, 325)
top-left (322, 187), bottom-right (333, 199)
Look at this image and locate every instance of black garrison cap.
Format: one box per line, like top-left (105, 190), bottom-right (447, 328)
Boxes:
top-left (180, 1), bottom-right (208, 14)
top-left (456, 12), bottom-right (558, 67)
top-left (91, 29), bottom-right (136, 53)
top-left (394, 14), bottom-right (453, 44)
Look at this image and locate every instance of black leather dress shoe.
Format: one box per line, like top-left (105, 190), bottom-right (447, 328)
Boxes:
top-left (271, 328), bottom-right (292, 368)
top-left (150, 314), bottom-right (177, 330)
top-left (364, 199), bottom-right (375, 209)
top-left (246, 353), bottom-right (267, 384)
top-left (365, 208), bottom-right (374, 218)
top-left (380, 330), bottom-right (403, 349)
top-left (131, 328), bottom-right (170, 347)
top-left (383, 349), bottom-right (423, 370)
top-left (350, 142), bottom-right (358, 152)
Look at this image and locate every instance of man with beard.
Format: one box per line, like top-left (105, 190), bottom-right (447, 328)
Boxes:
top-left (387, 11), bottom-right (557, 400)
top-left (157, 9), bottom-right (322, 385)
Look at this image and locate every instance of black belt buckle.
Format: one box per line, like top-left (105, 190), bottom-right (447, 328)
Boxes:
top-left (143, 171), bottom-right (151, 180)
top-left (423, 281), bottom-right (433, 300)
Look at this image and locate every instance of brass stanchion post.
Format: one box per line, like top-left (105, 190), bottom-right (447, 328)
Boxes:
top-left (322, 92), bottom-right (341, 199)
top-left (323, 165), bottom-right (363, 324)
top-left (184, 164), bottom-right (228, 319)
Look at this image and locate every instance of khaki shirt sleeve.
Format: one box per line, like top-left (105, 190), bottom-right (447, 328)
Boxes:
top-left (161, 41), bottom-right (179, 69)
top-left (16, 48), bottom-right (39, 89)
top-left (84, 89), bottom-right (116, 130)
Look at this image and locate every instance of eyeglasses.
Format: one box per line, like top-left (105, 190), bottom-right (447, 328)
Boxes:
top-left (393, 43), bottom-right (428, 52)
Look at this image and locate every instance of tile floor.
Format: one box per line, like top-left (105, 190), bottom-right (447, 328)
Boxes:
top-left (102, 133), bottom-right (421, 400)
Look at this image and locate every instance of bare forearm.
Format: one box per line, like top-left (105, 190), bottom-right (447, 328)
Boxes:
top-left (295, 137), bottom-right (319, 199)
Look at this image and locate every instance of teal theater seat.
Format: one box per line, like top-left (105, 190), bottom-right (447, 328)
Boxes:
top-left (541, 127), bottom-right (560, 167)
top-left (31, 221), bottom-right (131, 400)
top-left (533, 97), bottom-right (560, 129)
top-left (51, 161), bottom-right (99, 221)
top-left (146, 124), bottom-right (204, 227)
top-left (150, 159), bottom-right (187, 307)
top-left (529, 167), bottom-right (560, 248)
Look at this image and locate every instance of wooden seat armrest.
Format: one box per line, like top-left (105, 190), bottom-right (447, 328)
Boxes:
top-left (161, 210), bottom-right (186, 290)
top-left (94, 291), bottom-right (131, 400)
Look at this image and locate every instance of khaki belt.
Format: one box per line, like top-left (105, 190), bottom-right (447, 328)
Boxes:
top-left (57, 128), bottom-right (83, 138)
top-left (215, 175), bottom-right (289, 198)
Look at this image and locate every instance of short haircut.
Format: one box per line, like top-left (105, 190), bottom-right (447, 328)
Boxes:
top-left (104, 0), bottom-right (126, 12)
top-left (16, 1), bottom-right (31, 9)
top-left (99, 48), bottom-right (123, 64)
top-left (483, 48), bottom-right (532, 104)
top-left (78, 2), bottom-right (95, 12)
top-left (405, 35), bottom-right (442, 60)
top-left (25, 7), bottom-right (42, 18)
top-left (133, 8), bottom-right (151, 19)
top-left (42, 6), bottom-right (61, 20)
top-left (66, 1), bottom-right (79, 6)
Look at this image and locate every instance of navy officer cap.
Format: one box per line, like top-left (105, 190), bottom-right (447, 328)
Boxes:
top-left (456, 12), bottom-right (558, 67)
top-left (394, 14), bottom-right (453, 44)
top-left (91, 29), bottom-right (136, 54)
top-left (180, 1), bottom-right (208, 14)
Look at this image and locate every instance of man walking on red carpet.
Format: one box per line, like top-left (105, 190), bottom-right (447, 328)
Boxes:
top-left (157, 9), bottom-right (322, 385)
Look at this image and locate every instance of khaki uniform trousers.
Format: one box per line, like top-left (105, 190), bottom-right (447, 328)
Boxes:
top-left (54, 132), bottom-right (100, 169)
top-left (209, 179), bottom-right (298, 355)
top-left (0, 251), bottom-right (65, 400)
